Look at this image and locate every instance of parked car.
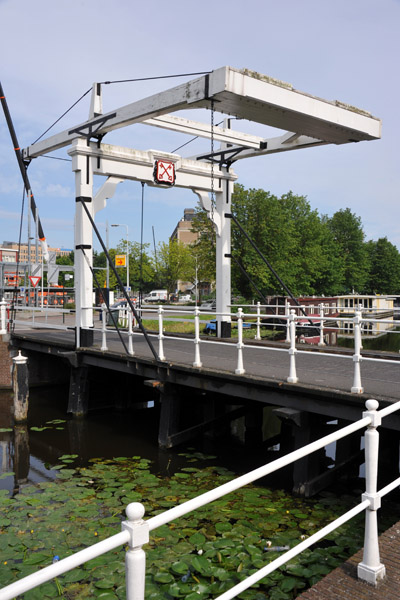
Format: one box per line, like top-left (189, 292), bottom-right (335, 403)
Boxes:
top-left (200, 300), bottom-right (216, 310)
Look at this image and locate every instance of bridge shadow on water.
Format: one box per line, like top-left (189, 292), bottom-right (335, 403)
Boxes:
top-left (1, 381), bottom-right (400, 507)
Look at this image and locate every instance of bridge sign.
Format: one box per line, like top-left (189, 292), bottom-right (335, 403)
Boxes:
top-left (154, 160), bottom-right (175, 186)
top-left (29, 276), bottom-right (41, 288)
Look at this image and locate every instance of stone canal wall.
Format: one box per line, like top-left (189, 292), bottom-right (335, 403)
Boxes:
top-left (0, 335), bottom-right (13, 389)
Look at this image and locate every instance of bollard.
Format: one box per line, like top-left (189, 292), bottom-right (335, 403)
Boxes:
top-left (128, 309), bottom-right (134, 356)
top-left (318, 303), bottom-right (325, 346)
top-left (122, 503), bottom-right (149, 600)
top-left (158, 306), bottom-right (166, 361)
top-left (235, 308), bottom-right (245, 375)
top-left (0, 298), bottom-right (7, 335)
top-left (12, 351), bottom-right (29, 422)
top-left (358, 399), bottom-right (386, 585)
top-left (351, 310), bottom-right (364, 394)
top-left (193, 307), bottom-right (202, 368)
top-left (255, 301), bottom-right (261, 341)
top-left (287, 310), bottom-right (298, 383)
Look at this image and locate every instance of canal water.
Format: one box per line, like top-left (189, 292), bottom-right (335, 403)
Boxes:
top-left (0, 385), bottom-right (293, 496)
top-left (338, 327), bottom-right (400, 352)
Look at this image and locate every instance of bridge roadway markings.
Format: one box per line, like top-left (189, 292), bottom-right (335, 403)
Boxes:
top-left (11, 327), bottom-right (400, 402)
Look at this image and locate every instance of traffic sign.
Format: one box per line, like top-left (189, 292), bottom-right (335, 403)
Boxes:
top-left (115, 255), bottom-right (126, 267)
top-left (29, 276), bottom-right (41, 288)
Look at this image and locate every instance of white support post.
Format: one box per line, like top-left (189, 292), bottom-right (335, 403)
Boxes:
top-left (318, 303), bottom-right (325, 346)
top-left (0, 298), bottom-right (7, 334)
top-left (121, 503), bottom-right (149, 600)
top-left (101, 304), bottom-right (108, 351)
top-left (255, 301), bottom-right (261, 341)
top-left (351, 309), bottom-right (364, 394)
top-left (215, 170), bottom-right (232, 338)
top-left (193, 307), bottom-right (202, 368)
top-left (128, 309), bottom-right (134, 356)
top-left (358, 399), bottom-right (386, 585)
top-left (71, 138), bottom-right (94, 349)
top-left (287, 310), bottom-right (298, 383)
top-left (158, 306), bottom-right (166, 361)
top-left (235, 308), bottom-right (245, 375)
top-left (285, 300), bottom-right (291, 343)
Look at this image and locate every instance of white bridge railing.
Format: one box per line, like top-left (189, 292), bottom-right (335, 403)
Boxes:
top-left (2, 299), bottom-right (400, 396)
top-left (0, 398), bottom-right (398, 599)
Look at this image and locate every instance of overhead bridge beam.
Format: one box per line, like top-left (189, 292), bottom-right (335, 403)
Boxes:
top-left (22, 66), bottom-right (381, 160)
top-left (68, 139), bottom-right (237, 192)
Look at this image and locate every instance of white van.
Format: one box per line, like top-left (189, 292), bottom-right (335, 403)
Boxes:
top-left (145, 289), bottom-right (168, 303)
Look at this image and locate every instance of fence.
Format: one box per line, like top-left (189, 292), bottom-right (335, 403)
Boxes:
top-left (1, 398), bottom-right (399, 599)
top-left (2, 299), bottom-right (400, 397)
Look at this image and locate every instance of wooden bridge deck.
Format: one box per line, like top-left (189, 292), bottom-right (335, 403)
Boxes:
top-left (10, 325), bottom-right (400, 402)
top-left (297, 520), bottom-right (400, 599)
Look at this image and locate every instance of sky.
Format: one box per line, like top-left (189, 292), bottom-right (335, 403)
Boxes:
top-left (0, 0), bottom-right (399, 256)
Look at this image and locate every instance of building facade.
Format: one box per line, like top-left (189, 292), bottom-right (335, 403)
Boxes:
top-left (2, 241), bottom-right (72, 262)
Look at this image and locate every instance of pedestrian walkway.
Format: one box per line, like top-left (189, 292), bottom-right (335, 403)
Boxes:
top-left (297, 521), bottom-right (400, 599)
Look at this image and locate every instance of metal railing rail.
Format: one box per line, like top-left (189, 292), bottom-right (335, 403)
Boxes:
top-left (0, 398), bottom-right (397, 600)
top-left (2, 301), bottom-right (400, 396)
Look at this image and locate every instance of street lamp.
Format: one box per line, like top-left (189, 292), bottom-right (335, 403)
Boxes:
top-left (111, 224), bottom-right (129, 293)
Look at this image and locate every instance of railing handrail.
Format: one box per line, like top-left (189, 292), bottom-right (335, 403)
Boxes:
top-left (1, 399), bottom-right (399, 600)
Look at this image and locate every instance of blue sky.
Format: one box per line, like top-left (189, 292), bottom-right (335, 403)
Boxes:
top-left (0, 0), bottom-right (399, 254)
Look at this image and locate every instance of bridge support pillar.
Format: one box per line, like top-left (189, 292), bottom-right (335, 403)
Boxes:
top-left (158, 383), bottom-right (179, 448)
top-left (67, 365), bottom-right (89, 418)
top-left (12, 351), bottom-right (29, 422)
top-left (71, 138), bottom-right (95, 350)
top-left (274, 408), bottom-right (325, 497)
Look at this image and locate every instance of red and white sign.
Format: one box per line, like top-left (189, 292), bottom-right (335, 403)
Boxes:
top-left (29, 276), bottom-right (41, 288)
top-left (154, 160), bottom-right (175, 186)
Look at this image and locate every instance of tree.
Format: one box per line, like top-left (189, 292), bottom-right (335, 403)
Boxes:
top-left (191, 185), bottom-right (346, 299)
top-left (230, 186), bottom-right (343, 298)
top-left (365, 237), bottom-right (400, 294)
top-left (155, 240), bottom-right (194, 296)
top-left (92, 242), bottom-right (156, 292)
top-left (190, 207), bottom-right (216, 294)
top-left (326, 208), bottom-right (369, 293)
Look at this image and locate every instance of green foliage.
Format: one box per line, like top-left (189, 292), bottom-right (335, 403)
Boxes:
top-left (191, 186), bottom-right (400, 298)
top-left (0, 456), bottom-right (389, 600)
top-left (325, 208), bottom-right (369, 293)
top-left (365, 237), bottom-right (400, 294)
top-left (155, 240), bottom-right (194, 295)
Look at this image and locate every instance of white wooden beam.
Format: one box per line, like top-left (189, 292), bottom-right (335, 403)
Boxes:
top-left (23, 66), bottom-right (381, 160)
top-left (143, 115), bottom-right (264, 149)
top-left (68, 139), bottom-right (237, 193)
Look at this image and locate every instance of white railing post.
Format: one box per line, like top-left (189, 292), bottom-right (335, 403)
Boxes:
top-left (128, 309), bottom-right (134, 356)
top-left (358, 399), bottom-right (386, 585)
top-left (158, 305), bottom-right (166, 361)
top-left (285, 300), bottom-right (290, 343)
top-left (121, 503), bottom-right (149, 600)
top-left (0, 298), bottom-right (7, 334)
top-left (351, 309), bottom-right (364, 393)
top-left (287, 310), bottom-right (298, 383)
top-left (193, 307), bottom-right (202, 368)
top-left (255, 301), bottom-right (261, 340)
top-left (318, 303), bottom-right (325, 346)
top-left (235, 308), bottom-right (245, 375)
top-left (101, 304), bottom-right (108, 351)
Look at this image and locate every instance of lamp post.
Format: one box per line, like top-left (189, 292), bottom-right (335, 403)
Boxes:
top-left (111, 224), bottom-right (129, 293)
